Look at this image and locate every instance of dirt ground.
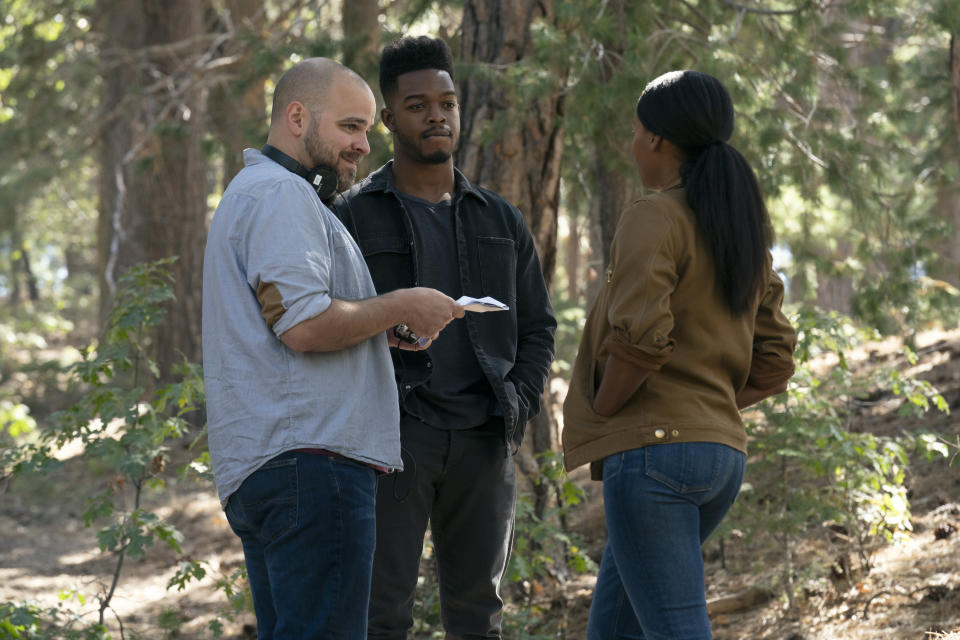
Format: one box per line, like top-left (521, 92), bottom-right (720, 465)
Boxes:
top-left (2, 328), bottom-right (959, 639)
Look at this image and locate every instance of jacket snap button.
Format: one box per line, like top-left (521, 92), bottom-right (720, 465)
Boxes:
top-left (404, 384), bottom-right (411, 390)
top-left (672, 430), bottom-right (679, 437)
top-left (654, 429), bottom-right (666, 439)
top-left (426, 362), bottom-right (432, 368)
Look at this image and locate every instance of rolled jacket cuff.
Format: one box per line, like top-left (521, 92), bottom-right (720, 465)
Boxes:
top-left (603, 328), bottom-right (672, 371)
top-left (746, 354), bottom-right (795, 390)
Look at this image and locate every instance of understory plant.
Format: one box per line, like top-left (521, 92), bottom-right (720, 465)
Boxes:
top-left (0, 260), bottom-right (206, 638)
top-left (722, 307), bottom-right (950, 610)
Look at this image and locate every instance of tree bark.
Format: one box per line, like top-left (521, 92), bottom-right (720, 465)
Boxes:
top-left (96, 0), bottom-right (208, 377)
top-left (96, 0), bottom-right (148, 325)
top-left (565, 211), bottom-right (581, 302)
top-left (458, 0), bottom-right (567, 519)
top-left (587, 0), bottom-right (637, 302)
top-left (342, 0), bottom-right (382, 74)
top-left (208, 0), bottom-right (267, 188)
top-left (937, 35), bottom-right (960, 289)
top-left (457, 0), bottom-right (565, 291)
top-left (950, 35), bottom-right (960, 177)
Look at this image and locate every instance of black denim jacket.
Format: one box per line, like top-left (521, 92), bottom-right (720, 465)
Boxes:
top-left (333, 162), bottom-right (556, 453)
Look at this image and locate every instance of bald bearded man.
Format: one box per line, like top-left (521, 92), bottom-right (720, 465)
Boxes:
top-left (202, 58), bottom-right (463, 639)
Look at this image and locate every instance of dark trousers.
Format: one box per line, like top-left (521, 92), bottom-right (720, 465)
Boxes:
top-left (368, 415), bottom-right (516, 640)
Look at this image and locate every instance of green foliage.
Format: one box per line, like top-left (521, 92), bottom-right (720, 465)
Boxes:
top-left (1, 260), bottom-right (205, 635)
top-left (723, 306), bottom-right (950, 602)
top-left (548, 0), bottom-right (960, 332)
top-left (0, 600), bottom-right (109, 640)
top-left (0, 0), bottom-right (99, 311)
top-left (550, 298), bottom-right (587, 377)
top-left (508, 451), bottom-right (597, 586)
top-left (167, 562), bottom-right (252, 638)
top-left (0, 401), bottom-right (36, 440)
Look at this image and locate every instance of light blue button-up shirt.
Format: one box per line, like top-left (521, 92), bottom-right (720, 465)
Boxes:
top-left (202, 149), bottom-right (401, 506)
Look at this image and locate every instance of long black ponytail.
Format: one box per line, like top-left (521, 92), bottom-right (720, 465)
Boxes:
top-left (636, 71), bottom-right (773, 315)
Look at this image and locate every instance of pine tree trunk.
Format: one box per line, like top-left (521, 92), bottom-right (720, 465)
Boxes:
top-left (457, 0), bottom-right (564, 290)
top-left (458, 0), bottom-right (567, 519)
top-left (96, 0), bottom-right (147, 324)
top-left (96, 0), bottom-right (208, 376)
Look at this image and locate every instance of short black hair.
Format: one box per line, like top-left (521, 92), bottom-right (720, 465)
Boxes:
top-left (379, 36), bottom-right (454, 102)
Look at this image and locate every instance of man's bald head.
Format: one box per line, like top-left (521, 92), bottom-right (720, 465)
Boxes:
top-left (270, 57), bottom-right (368, 126)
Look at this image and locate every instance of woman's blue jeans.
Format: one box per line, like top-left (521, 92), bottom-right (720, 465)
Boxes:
top-left (224, 451), bottom-right (378, 639)
top-left (587, 443), bottom-right (746, 640)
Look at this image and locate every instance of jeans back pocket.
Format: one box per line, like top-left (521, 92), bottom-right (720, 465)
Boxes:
top-left (228, 457), bottom-right (299, 542)
top-left (644, 443), bottom-right (717, 494)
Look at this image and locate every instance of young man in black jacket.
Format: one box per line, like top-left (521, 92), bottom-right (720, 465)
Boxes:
top-left (334, 36), bottom-right (556, 640)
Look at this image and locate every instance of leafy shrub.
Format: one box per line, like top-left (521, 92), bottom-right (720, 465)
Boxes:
top-left (722, 307), bottom-right (949, 608)
top-left (1, 260), bottom-right (206, 637)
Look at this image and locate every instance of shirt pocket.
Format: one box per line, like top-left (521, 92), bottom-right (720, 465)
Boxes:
top-left (358, 234), bottom-right (412, 293)
top-left (477, 236), bottom-right (516, 307)
top-left (330, 226), bottom-right (369, 300)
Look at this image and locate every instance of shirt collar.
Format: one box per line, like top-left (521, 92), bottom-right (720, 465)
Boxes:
top-left (360, 161), bottom-right (488, 206)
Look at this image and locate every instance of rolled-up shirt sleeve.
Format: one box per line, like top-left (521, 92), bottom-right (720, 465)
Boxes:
top-left (243, 183), bottom-right (334, 338)
top-left (747, 268), bottom-right (797, 390)
top-left (603, 199), bottom-right (678, 371)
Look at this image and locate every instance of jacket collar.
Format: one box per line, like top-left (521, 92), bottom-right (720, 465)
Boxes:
top-left (358, 160), bottom-right (488, 206)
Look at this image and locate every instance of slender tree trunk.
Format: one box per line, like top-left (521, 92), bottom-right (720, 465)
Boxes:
top-left (19, 247), bottom-right (39, 302)
top-left (8, 227), bottom-right (39, 305)
top-left (565, 211), bottom-right (581, 302)
top-left (950, 35), bottom-right (960, 176)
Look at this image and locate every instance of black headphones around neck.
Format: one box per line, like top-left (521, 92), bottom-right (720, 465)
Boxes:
top-left (261, 144), bottom-right (339, 202)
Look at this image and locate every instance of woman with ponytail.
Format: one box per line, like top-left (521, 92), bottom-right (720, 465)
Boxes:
top-left (562, 71), bottom-right (797, 639)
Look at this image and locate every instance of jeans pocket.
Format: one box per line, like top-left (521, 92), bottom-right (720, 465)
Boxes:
top-left (390, 446), bottom-right (416, 502)
top-left (233, 457), bottom-right (299, 542)
top-left (601, 451), bottom-right (625, 481)
top-left (644, 443), bottom-right (716, 494)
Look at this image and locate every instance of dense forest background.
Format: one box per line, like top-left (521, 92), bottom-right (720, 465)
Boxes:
top-left (1, 0), bottom-right (959, 638)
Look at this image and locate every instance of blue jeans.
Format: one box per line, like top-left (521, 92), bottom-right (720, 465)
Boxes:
top-left (224, 451), bottom-right (378, 639)
top-left (587, 443), bottom-right (746, 640)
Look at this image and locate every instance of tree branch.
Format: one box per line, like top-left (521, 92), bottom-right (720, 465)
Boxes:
top-left (719, 0), bottom-right (812, 16)
top-left (862, 585), bottom-right (951, 620)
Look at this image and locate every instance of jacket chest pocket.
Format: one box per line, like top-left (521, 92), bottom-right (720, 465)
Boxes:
top-left (358, 235), bottom-right (412, 294)
top-left (477, 237), bottom-right (516, 307)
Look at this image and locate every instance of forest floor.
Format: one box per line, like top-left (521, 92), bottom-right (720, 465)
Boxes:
top-left (1, 328), bottom-right (959, 639)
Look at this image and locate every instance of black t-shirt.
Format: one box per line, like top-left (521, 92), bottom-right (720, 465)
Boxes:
top-left (397, 191), bottom-right (493, 430)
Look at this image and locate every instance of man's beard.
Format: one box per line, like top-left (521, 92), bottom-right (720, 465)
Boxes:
top-left (305, 124), bottom-right (359, 191)
top-left (395, 128), bottom-right (454, 165)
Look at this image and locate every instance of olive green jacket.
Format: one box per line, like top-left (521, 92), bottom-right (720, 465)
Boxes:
top-left (562, 188), bottom-right (796, 478)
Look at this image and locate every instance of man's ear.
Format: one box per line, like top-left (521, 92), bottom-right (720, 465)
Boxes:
top-left (381, 107), bottom-right (396, 132)
top-left (650, 134), bottom-right (663, 151)
top-left (286, 101), bottom-right (307, 138)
